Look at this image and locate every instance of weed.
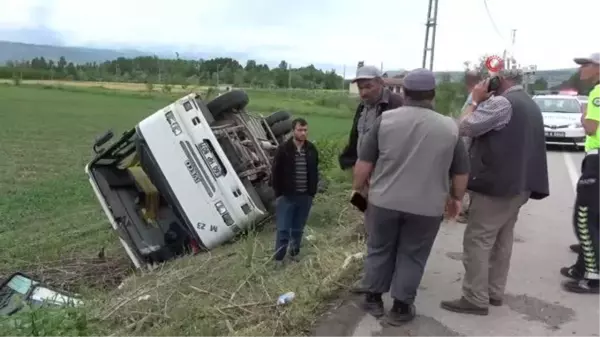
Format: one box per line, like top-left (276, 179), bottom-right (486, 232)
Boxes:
top-left (12, 74), bottom-right (21, 86)
top-left (144, 82), bottom-right (154, 92)
top-left (161, 84), bottom-right (172, 93)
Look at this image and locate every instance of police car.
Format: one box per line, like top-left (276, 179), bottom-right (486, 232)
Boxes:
top-left (533, 90), bottom-right (587, 149)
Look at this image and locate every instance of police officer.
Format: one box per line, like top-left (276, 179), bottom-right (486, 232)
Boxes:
top-left (561, 52), bottom-right (600, 294)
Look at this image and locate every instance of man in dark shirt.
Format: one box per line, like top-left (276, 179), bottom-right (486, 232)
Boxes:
top-left (271, 118), bottom-right (319, 265)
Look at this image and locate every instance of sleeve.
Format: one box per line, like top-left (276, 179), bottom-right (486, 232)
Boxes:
top-left (461, 92), bottom-right (473, 112)
top-left (314, 144), bottom-right (320, 181)
top-left (449, 137), bottom-right (470, 175)
top-left (338, 105), bottom-right (363, 170)
top-left (586, 85), bottom-right (600, 122)
top-left (271, 146), bottom-right (284, 196)
top-left (459, 95), bottom-right (512, 138)
top-left (357, 116), bottom-right (382, 164)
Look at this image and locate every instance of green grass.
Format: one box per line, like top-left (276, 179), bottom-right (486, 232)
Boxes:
top-left (8, 82), bottom-right (359, 119)
top-left (0, 84), bottom-right (361, 336)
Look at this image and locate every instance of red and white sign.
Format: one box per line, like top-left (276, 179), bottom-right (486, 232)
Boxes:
top-left (485, 55), bottom-right (504, 73)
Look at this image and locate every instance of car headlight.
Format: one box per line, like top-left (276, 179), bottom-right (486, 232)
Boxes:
top-left (215, 201), bottom-right (227, 215)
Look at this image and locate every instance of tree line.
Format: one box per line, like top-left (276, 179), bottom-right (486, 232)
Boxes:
top-left (0, 55), bottom-right (346, 90)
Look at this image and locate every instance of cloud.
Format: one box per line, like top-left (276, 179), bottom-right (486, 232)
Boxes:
top-left (0, 0), bottom-right (598, 71)
top-left (0, 0), bottom-right (64, 45)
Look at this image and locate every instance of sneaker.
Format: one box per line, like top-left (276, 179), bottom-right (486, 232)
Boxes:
top-left (361, 293), bottom-right (384, 318)
top-left (385, 300), bottom-right (416, 326)
top-left (561, 279), bottom-right (600, 294)
top-left (560, 266), bottom-right (584, 280)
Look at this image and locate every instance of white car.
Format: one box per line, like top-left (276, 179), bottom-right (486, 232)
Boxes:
top-left (533, 94), bottom-right (587, 149)
top-left (85, 91), bottom-right (293, 269)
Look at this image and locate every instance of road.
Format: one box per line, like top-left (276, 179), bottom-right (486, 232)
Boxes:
top-left (314, 149), bottom-right (599, 336)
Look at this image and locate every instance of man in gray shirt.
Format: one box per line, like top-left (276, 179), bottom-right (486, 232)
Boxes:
top-left (352, 69), bottom-right (470, 325)
top-left (339, 65), bottom-right (403, 237)
top-left (339, 65), bottom-right (403, 171)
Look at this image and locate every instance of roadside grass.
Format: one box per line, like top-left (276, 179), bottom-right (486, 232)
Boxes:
top-left (2, 169), bottom-right (365, 336)
top-left (0, 84), bottom-right (361, 335)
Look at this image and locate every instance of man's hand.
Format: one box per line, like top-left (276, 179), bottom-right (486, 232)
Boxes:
top-left (444, 197), bottom-right (462, 220)
top-left (471, 79), bottom-right (492, 103)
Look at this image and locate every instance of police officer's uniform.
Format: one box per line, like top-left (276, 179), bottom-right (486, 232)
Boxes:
top-left (562, 78), bottom-right (600, 294)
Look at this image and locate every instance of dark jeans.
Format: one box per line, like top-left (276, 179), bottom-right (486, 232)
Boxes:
top-left (572, 154), bottom-right (599, 280)
top-left (274, 195), bottom-right (313, 261)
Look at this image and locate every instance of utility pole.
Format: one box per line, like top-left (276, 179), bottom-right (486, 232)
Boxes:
top-left (507, 29), bottom-right (517, 69)
top-left (342, 65), bottom-right (346, 90)
top-left (523, 65), bottom-right (537, 94)
top-left (157, 56), bottom-right (162, 83)
top-left (216, 64), bottom-right (220, 87)
top-left (422, 0), bottom-right (440, 71)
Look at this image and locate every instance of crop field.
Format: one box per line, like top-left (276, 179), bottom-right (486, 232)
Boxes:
top-left (0, 83), bottom-right (364, 335)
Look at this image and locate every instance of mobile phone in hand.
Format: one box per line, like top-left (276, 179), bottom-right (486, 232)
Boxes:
top-left (350, 192), bottom-right (368, 212)
top-left (488, 76), bottom-right (501, 92)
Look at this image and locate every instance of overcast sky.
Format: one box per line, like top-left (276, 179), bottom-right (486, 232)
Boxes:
top-left (1, 0), bottom-right (598, 72)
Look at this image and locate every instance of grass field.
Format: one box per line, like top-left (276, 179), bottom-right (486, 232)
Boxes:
top-left (0, 83), bottom-right (363, 335)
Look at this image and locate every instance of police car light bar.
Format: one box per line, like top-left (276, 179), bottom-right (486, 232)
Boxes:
top-left (559, 90), bottom-right (578, 96)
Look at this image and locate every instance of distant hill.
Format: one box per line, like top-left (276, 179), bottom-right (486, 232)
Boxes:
top-left (0, 41), bottom-right (151, 64)
top-left (0, 40), bottom-right (578, 85)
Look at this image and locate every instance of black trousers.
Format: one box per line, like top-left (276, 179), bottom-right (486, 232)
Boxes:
top-left (572, 153), bottom-right (599, 280)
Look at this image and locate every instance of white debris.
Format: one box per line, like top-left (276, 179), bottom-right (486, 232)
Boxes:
top-left (137, 295), bottom-right (151, 302)
top-left (342, 252), bottom-right (365, 269)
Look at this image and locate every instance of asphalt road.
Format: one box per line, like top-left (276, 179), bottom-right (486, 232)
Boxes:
top-left (314, 148), bottom-right (599, 336)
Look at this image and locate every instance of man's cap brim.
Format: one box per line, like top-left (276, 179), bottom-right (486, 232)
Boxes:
top-left (574, 57), bottom-right (597, 65)
top-left (351, 76), bottom-right (376, 83)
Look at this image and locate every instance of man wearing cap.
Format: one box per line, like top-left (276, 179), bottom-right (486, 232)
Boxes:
top-left (560, 52), bottom-right (600, 294)
top-left (352, 68), bottom-right (470, 324)
top-left (339, 67), bottom-right (403, 233)
top-left (441, 68), bottom-right (549, 315)
top-left (340, 66), bottom-right (403, 170)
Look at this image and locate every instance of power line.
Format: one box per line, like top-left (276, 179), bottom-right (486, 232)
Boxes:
top-left (483, 0), bottom-right (506, 43)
